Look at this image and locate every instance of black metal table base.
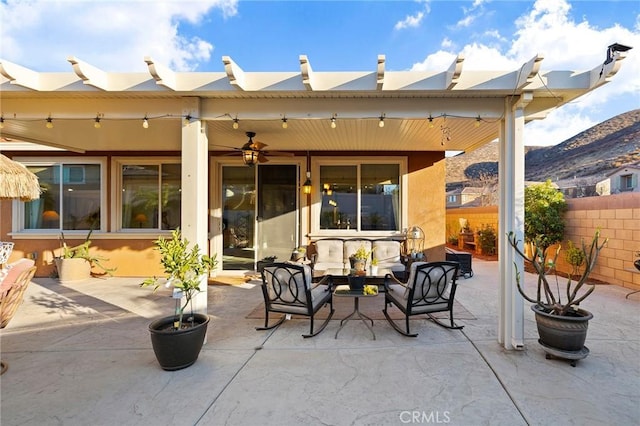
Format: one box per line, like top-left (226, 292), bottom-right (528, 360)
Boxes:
top-left (335, 296), bottom-right (376, 340)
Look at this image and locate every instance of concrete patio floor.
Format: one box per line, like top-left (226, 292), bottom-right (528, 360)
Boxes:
top-left (1, 259), bottom-right (638, 426)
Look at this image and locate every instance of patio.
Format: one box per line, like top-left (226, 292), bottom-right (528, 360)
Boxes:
top-left (1, 259), bottom-right (638, 425)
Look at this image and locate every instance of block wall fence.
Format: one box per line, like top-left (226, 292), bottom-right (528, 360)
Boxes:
top-left (446, 192), bottom-right (640, 291)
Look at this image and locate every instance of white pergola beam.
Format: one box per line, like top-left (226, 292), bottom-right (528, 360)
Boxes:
top-left (376, 55), bottom-right (385, 90)
top-left (0, 60), bottom-right (40, 90)
top-left (144, 56), bottom-right (176, 91)
top-left (67, 56), bottom-right (109, 90)
top-left (299, 55), bottom-right (315, 91)
top-left (516, 54), bottom-right (544, 90)
top-left (589, 49), bottom-right (629, 89)
top-left (222, 56), bottom-right (246, 90)
top-left (445, 55), bottom-right (464, 89)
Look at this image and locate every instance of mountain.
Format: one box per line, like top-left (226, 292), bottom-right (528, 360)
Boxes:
top-left (446, 109), bottom-right (640, 190)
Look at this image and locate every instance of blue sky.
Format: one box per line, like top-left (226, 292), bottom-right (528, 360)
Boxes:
top-left (1, 0), bottom-right (639, 146)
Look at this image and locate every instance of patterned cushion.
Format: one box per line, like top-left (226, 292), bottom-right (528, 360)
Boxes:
top-left (0, 258), bottom-right (35, 292)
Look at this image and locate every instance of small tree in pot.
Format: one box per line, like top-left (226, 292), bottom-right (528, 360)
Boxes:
top-left (141, 229), bottom-right (217, 370)
top-left (508, 181), bottom-right (607, 365)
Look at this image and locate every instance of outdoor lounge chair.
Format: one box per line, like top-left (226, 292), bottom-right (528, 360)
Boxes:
top-left (383, 261), bottom-right (463, 337)
top-left (257, 262), bottom-right (334, 338)
top-left (1, 258), bottom-right (37, 374)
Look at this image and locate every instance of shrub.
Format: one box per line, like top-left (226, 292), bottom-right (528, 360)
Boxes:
top-left (476, 224), bottom-right (497, 255)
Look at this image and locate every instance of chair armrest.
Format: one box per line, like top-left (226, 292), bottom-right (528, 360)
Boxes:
top-left (311, 274), bottom-right (333, 291)
top-left (383, 273), bottom-right (407, 291)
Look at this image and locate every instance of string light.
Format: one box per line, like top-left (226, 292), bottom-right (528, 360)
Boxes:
top-left (142, 116), bottom-right (149, 129)
top-left (475, 115), bottom-right (481, 127)
top-left (378, 114), bottom-right (385, 128)
top-left (330, 116), bottom-right (337, 129)
top-left (0, 117), bottom-right (4, 129)
top-left (232, 117), bottom-right (239, 129)
top-left (46, 116), bottom-right (54, 129)
top-left (428, 115), bottom-right (434, 128)
top-left (183, 115), bottom-right (192, 126)
top-left (94, 115), bottom-right (101, 129)
top-left (281, 117), bottom-right (288, 129)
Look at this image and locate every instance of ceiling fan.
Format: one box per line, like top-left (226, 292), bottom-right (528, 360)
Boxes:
top-left (216, 132), bottom-right (294, 166)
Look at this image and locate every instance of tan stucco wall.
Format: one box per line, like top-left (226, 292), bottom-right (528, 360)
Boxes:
top-left (407, 154), bottom-right (446, 261)
top-left (446, 192), bottom-right (640, 291)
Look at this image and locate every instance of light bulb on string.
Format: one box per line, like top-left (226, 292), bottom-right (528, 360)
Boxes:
top-left (282, 117), bottom-right (288, 129)
top-left (142, 116), bottom-right (149, 129)
top-left (378, 114), bottom-right (385, 128)
top-left (232, 117), bottom-right (239, 129)
top-left (330, 116), bottom-right (336, 129)
top-left (46, 117), bottom-right (54, 129)
top-left (94, 115), bottom-right (101, 129)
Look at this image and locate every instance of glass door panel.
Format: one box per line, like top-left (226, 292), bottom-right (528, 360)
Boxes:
top-left (222, 166), bottom-right (255, 270)
top-left (257, 165), bottom-right (298, 263)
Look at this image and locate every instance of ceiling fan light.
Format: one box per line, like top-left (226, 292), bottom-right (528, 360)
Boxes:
top-left (242, 149), bottom-right (258, 166)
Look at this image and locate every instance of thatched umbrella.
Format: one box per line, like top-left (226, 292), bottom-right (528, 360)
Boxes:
top-left (0, 154), bottom-right (41, 201)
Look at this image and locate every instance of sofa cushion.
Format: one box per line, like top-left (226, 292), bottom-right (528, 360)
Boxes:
top-left (312, 239), bottom-right (345, 271)
top-left (372, 240), bottom-right (405, 272)
top-left (344, 239), bottom-right (372, 265)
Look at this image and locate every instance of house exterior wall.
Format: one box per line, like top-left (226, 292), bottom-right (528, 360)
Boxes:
top-left (2, 150), bottom-right (448, 277)
top-left (446, 192), bottom-right (640, 291)
top-left (596, 166), bottom-right (640, 195)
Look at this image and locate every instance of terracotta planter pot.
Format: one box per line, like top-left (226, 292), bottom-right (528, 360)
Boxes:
top-left (148, 313), bottom-right (209, 371)
top-left (55, 258), bottom-right (91, 282)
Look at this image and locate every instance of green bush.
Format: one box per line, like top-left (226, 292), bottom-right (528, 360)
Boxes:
top-left (476, 224), bottom-right (497, 255)
top-left (565, 240), bottom-right (585, 275)
top-left (525, 180), bottom-right (567, 253)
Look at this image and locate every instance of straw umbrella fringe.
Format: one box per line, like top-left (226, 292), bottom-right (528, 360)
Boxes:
top-left (0, 154), bottom-right (41, 201)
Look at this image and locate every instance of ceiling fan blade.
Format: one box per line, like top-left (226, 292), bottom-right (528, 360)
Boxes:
top-left (251, 141), bottom-right (267, 151)
top-left (211, 144), bottom-right (242, 151)
top-left (257, 152), bottom-right (269, 163)
top-left (265, 151), bottom-right (295, 157)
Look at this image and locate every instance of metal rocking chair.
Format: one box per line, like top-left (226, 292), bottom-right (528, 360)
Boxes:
top-left (257, 262), bottom-right (334, 338)
top-left (383, 261), bottom-right (463, 337)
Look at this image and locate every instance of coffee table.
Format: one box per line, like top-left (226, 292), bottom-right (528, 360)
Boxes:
top-left (333, 284), bottom-right (380, 340)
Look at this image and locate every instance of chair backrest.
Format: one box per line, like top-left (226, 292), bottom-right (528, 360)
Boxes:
top-left (1, 258), bottom-right (37, 329)
top-left (405, 261), bottom-right (459, 306)
top-left (261, 262), bottom-right (313, 307)
top-left (313, 239), bottom-right (344, 264)
top-left (344, 239), bottom-right (372, 261)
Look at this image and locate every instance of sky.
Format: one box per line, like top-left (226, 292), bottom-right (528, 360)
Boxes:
top-left (1, 0), bottom-right (639, 146)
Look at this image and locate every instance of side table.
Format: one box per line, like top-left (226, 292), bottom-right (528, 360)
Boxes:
top-left (334, 285), bottom-right (379, 340)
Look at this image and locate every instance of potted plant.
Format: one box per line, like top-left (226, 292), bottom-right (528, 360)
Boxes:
top-left (349, 245), bottom-right (371, 275)
top-left (54, 230), bottom-right (115, 282)
top-left (141, 229), bottom-right (217, 371)
top-left (507, 180), bottom-right (606, 365)
top-left (508, 230), bottom-right (606, 364)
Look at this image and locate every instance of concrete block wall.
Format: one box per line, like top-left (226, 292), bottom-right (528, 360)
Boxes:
top-left (446, 192), bottom-right (640, 291)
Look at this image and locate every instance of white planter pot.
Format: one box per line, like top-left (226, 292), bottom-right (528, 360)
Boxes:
top-left (55, 258), bottom-right (91, 282)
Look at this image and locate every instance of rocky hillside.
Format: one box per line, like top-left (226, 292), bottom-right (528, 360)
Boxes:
top-left (446, 109), bottom-right (640, 190)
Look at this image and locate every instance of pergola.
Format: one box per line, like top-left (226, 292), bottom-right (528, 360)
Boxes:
top-left (0, 44), bottom-right (629, 349)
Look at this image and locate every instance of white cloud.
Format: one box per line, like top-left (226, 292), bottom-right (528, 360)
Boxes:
top-left (395, 11), bottom-right (425, 30)
top-left (0, 0), bottom-right (237, 72)
top-left (410, 0), bottom-right (640, 145)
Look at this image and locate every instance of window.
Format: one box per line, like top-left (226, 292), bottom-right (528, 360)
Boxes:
top-left (317, 160), bottom-right (401, 232)
top-left (19, 159), bottom-right (104, 231)
top-left (117, 159), bottom-right (181, 230)
top-left (619, 174), bottom-right (636, 191)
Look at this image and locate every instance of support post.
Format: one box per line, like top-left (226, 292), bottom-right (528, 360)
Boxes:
top-left (498, 94), bottom-right (529, 350)
top-left (181, 97), bottom-right (209, 314)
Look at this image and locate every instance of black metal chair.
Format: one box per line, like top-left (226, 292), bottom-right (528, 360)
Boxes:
top-left (257, 262), bottom-right (334, 338)
top-left (383, 261), bottom-right (463, 337)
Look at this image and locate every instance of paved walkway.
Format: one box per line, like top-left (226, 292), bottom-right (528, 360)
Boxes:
top-left (1, 259), bottom-right (638, 425)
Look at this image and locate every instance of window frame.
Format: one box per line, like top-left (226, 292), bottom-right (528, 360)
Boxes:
top-left (112, 157), bottom-right (182, 233)
top-left (310, 157), bottom-right (407, 238)
top-left (12, 157), bottom-right (108, 235)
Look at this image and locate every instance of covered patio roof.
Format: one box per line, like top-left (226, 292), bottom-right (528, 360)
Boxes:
top-left (0, 48), bottom-right (629, 154)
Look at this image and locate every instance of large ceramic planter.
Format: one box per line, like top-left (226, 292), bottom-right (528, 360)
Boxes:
top-left (55, 258), bottom-right (91, 282)
top-left (148, 313), bottom-right (209, 371)
top-left (532, 304), bottom-right (592, 354)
